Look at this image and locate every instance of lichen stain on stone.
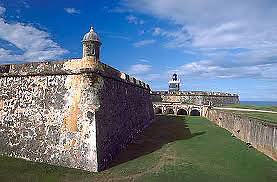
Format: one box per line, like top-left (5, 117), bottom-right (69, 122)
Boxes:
top-left (0, 101), bottom-right (4, 119)
top-left (64, 144), bottom-right (70, 150)
top-left (64, 59), bottom-right (96, 71)
top-left (64, 75), bottom-right (84, 132)
top-left (0, 101), bottom-right (4, 110)
top-left (71, 139), bottom-right (76, 146)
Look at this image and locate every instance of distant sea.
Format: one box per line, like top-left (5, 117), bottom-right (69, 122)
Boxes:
top-left (240, 101), bottom-right (277, 106)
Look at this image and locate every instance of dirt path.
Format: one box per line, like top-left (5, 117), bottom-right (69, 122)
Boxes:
top-left (215, 107), bottom-right (277, 114)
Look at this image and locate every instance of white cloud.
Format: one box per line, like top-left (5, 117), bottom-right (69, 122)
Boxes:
top-left (170, 60), bottom-right (277, 80)
top-left (122, 0), bottom-right (277, 80)
top-left (128, 64), bottom-right (152, 74)
top-left (64, 8), bottom-right (80, 15)
top-left (127, 64), bottom-right (166, 82)
top-left (126, 15), bottom-right (144, 24)
top-left (0, 6), bottom-right (68, 63)
top-left (152, 27), bottom-right (162, 36)
top-left (0, 7), bottom-right (6, 16)
top-left (139, 59), bottom-right (150, 63)
top-left (22, 1), bottom-right (30, 8)
top-left (133, 39), bottom-right (156, 47)
top-left (0, 48), bottom-right (21, 63)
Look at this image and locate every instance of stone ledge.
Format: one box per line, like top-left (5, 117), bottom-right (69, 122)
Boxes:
top-left (0, 59), bottom-right (150, 91)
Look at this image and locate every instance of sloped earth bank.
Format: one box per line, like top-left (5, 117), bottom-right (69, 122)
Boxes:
top-left (0, 116), bottom-right (276, 182)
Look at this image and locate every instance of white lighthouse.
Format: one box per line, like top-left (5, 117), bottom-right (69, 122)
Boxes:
top-left (168, 73), bottom-right (180, 93)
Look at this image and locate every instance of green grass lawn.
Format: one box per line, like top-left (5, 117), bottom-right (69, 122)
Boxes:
top-left (230, 111), bottom-right (277, 124)
top-left (223, 104), bottom-right (277, 112)
top-left (0, 116), bottom-right (276, 182)
top-left (221, 104), bottom-right (277, 124)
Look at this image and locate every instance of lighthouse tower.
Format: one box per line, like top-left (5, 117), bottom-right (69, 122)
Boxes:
top-left (168, 73), bottom-right (180, 93)
top-left (82, 26), bottom-right (102, 63)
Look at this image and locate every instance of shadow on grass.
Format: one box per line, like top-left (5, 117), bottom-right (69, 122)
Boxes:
top-left (107, 115), bottom-right (205, 169)
top-left (0, 155), bottom-right (91, 182)
top-left (0, 115), bottom-right (205, 181)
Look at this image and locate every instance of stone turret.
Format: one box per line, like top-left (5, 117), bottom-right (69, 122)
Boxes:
top-left (82, 26), bottom-right (101, 63)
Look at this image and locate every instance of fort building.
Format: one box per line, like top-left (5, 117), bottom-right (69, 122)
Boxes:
top-left (152, 73), bottom-right (240, 106)
top-left (151, 75), bottom-right (277, 161)
top-left (0, 27), bottom-right (154, 172)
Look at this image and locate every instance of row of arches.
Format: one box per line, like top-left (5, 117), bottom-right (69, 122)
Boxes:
top-left (154, 108), bottom-right (200, 116)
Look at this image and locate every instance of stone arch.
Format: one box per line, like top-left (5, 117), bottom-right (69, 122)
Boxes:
top-left (177, 109), bottom-right (188, 115)
top-left (190, 109), bottom-right (200, 116)
top-left (166, 108), bottom-right (174, 114)
top-left (154, 108), bottom-right (162, 114)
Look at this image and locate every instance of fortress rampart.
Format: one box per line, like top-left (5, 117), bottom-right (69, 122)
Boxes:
top-left (204, 108), bottom-right (277, 160)
top-left (151, 91), bottom-right (240, 106)
top-left (0, 59), bottom-right (154, 172)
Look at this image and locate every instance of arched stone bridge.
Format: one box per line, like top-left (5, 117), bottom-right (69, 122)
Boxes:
top-left (153, 102), bottom-right (208, 116)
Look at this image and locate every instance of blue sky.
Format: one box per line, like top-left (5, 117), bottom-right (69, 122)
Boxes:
top-left (0, 0), bottom-right (277, 101)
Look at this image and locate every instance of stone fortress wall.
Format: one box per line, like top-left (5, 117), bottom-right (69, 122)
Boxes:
top-left (152, 91), bottom-right (240, 106)
top-left (0, 59), bottom-right (154, 172)
top-left (204, 108), bottom-right (277, 161)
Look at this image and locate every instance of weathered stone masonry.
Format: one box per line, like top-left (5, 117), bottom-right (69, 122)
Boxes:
top-left (161, 94), bottom-right (239, 106)
top-left (152, 93), bottom-right (239, 106)
top-left (204, 108), bottom-right (277, 161)
top-left (0, 59), bottom-right (154, 172)
top-left (152, 74), bottom-right (240, 106)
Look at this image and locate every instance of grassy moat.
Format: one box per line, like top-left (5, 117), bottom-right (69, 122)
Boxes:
top-left (0, 116), bottom-right (276, 182)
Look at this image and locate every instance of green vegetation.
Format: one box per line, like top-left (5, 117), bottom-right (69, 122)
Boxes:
top-left (227, 110), bottom-right (277, 124)
top-left (223, 104), bottom-right (277, 112)
top-left (0, 116), bottom-right (276, 182)
top-left (221, 104), bottom-right (277, 124)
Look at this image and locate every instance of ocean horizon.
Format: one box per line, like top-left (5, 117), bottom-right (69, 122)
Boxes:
top-left (240, 101), bottom-right (277, 106)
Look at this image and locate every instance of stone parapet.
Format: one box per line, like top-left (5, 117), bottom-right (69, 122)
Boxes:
top-left (151, 93), bottom-right (239, 106)
top-left (0, 60), bottom-right (150, 91)
top-left (151, 90), bottom-right (238, 97)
